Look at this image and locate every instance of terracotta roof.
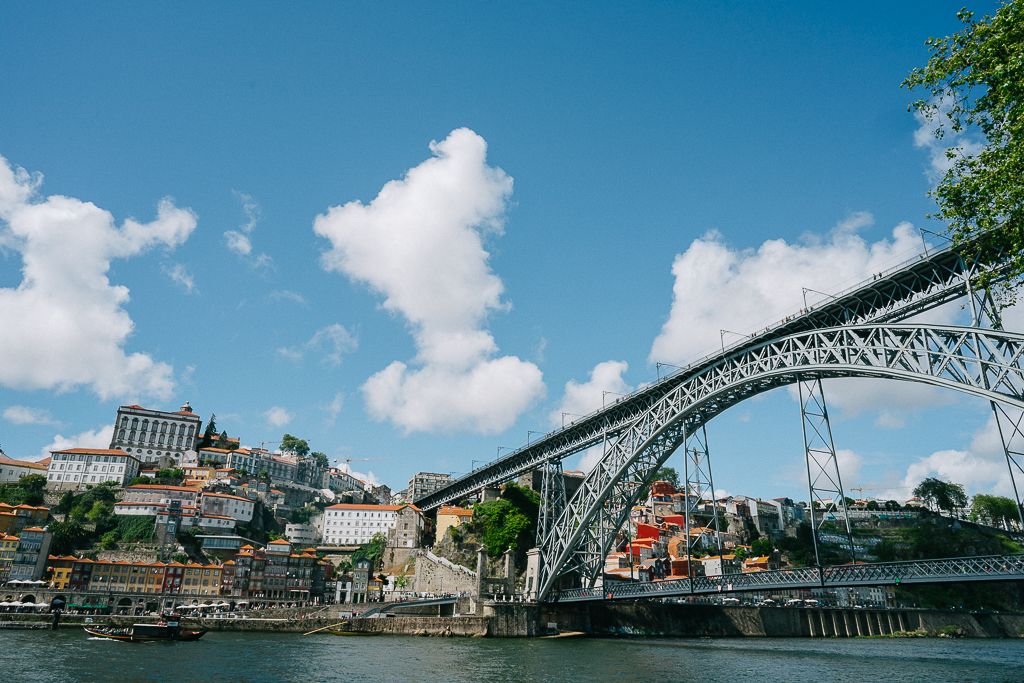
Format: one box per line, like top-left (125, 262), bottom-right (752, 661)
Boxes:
top-left (22, 526), bottom-right (46, 532)
top-left (51, 448), bottom-right (130, 456)
top-left (438, 507), bottom-right (474, 516)
top-left (202, 492), bottom-right (252, 503)
top-left (268, 539), bottom-right (291, 545)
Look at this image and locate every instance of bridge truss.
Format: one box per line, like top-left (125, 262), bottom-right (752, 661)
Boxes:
top-left (554, 553), bottom-right (1024, 602)
top-left (535, 324), bottom-right (1024, 599)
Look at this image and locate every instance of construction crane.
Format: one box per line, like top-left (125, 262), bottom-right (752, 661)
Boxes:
top-left (849, 486), bottom-right (913, 492)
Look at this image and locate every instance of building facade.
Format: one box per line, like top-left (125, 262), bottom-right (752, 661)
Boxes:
top-left (46, 448), bottom-right (141, 490)
top-left (322, 504), bottom-right (403, 546)
top-left (109, 402), bottom-right (203, 466)
top-left (10, 527), bottom-right (52, 581)
top-left (408, 472), bottom-right (452, 502)
top-left (0, 452), bottom-right (47, 484)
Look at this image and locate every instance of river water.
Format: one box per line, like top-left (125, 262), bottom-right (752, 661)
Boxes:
top-left (3, 630), bottom-right (1023, 683)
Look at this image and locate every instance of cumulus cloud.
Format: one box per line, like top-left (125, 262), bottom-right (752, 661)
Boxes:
top-left (0, 154), bottom-right (195, 399)
top-left (264, 406), bottom-right (293, 427)
top-left (225, 191), bottom-right (272, 267)
top-left (36, 425), bottom-right (113, 460)
top-left (314, 128), bottom-right (545, 434)
top-left (551, 360), bottom-right (631, 428)
top-left (3, 405), bottom-right (59, 426)
top-left (575, 444), bottom-right (606, 473)
top-left (278, 323), bottom-right (358, 366)
top-left (163, 262), bottom-right (197, 294)
top-left (650, 216), bottom-right (969, 423)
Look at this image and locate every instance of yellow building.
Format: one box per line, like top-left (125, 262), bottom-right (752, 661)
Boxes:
top-left (0, 533), bottom-right (18, 582)
top-left (46, 555), bottom-right (77, 589)
top-left (434, 506), bottom-right (474, 545)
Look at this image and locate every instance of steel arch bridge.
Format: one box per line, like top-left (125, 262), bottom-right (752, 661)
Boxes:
top-left (534, 323), bottom-right (1024, 600)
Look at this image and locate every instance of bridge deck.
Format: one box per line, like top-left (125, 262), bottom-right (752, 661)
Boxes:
top-left (552, 554), bottom-right (1024, 603)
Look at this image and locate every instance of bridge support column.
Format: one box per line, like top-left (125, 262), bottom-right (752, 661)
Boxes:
top-left (798, 377), bottom-right (857, 566)
top-left (683, 425), bottom-right (723, 571)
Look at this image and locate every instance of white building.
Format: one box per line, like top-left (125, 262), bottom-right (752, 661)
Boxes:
top-left (200, 492), bottom-right (254, 523)
top-left (322, 504), bottom-right (403, 545)
top-left (408, 472), bottom-right (452, 502)
top-left (121, 484), bottom-right (201, 506)
top-left (109, 402), bottom-right (203, 466)
top-left (0, 452), bottom-right (48, 484)
top-left (46, 448), bottom-right (141, 490)
top-left (286, 523), bottom-right (321, 546)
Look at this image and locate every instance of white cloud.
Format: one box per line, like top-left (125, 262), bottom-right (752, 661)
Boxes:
top-left (277, 323), bottom-right (358, 367)
top-left (344, 467), bottom-right (382, 487)
top-left (650, 217), bottom-right (970, 423)
top-left (575, 444), bottom-right (606, 473)
top-left (314, 128), bottom-right (545, 434)
top-left (163, 262), bottom-right (197, 294)
top-left (3, 405), bottom-right (58, 425)
top-left (835, 448), bottom-right (863, 488)
top-left (269, 290), bottom-right (307, 307)
top-left (0, 153), bottom-right (195, 399)
top-left (264, 406), bottom-right (293, 428)
top-left (323, 392), bottom-right (344, 427)
top-left (225, 191), bottom-right (272, 267)
top-left (36, 425), bottom-right (113, 460)
top-left (912, 101), bottom-right (985, 181)
top-left (550, 360), bottom-right (631, 428)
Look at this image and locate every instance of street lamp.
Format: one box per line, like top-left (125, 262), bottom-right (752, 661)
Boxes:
top-left (527, 431), bottom-right (542, 445)
top-left (602, 391), bottom-right (627, 408)
top-left (561, 413), bottom-right (584, 428)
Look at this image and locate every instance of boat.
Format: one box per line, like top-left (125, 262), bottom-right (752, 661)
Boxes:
top-left (84, 616), bottom-right (207, 642)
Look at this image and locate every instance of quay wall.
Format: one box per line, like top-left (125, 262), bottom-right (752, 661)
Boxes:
top-left (486, 602), bottom-right (1024, 638)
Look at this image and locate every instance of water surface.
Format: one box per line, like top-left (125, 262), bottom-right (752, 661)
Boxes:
top-left (3, 630), bottom-right (1022, 683)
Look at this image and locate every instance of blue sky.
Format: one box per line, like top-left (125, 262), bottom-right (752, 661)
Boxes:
top-left (0, 1), bottom-right (1013, 503)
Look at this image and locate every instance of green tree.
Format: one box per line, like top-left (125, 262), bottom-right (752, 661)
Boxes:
top-left (902, 2), bottom-right (1024, 309)
top-left (914, 477), bottom-right (969, 517)
top-left (971, 493), bottom-right (1020, 529)
top-left (129, 475), bottom-right (154, 486)
top-left (18, 473), bottom-right (47, 490)
top-left (100, 531), bottom-right (120, 550)
top-left (199, 414), bottom-right (217, 449)
top-left (281, 434), bottom-right (310, 458)
top-left (652, 466), bottom-right (680, 489)
top-left (49, 520), bottom-right (89, 556)
top-left (733, 547), bottom-right (748, 561)
top-left (311, 451), bottom-right (329, 468)
top-left (751, 537), bottom-right (774, 557)
top-left (85, 501), bottom-right (113, 520)
top-left (258, 469), bottom-right (269, 479)
top-left (866, 500), bottom-right (880, 511)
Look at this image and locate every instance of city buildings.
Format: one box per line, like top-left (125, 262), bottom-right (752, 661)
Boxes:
top-left (109, 402), bottom-right (203, 466)
top-left (9, 527), bottom-right (52, 581)
top-left (199, 493), bottom-right (254, 523)
top-left (0, 533), bottom-right (18, 582)
top-left (0, 451), bottom-right (47, 484)
top-left (435, 506), bottom-right (473, 545)
top-left (0, 503), bottom-right (50, 535)
top-left (387, 505), bottom-right (425, 548)
top-left (45, 448), bottom-right (141, 490)
top-left (408, 472), bottom-right (452, 502)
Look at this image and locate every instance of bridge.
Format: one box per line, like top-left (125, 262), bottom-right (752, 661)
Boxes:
top-left (554, 554), bottom-right (1024, 602)
top-left (415, 235), bottom-right (1024, 602)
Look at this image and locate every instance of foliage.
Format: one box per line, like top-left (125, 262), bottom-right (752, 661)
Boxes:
top-left (913, 477), bottom-right (969, 517)
top-left (281, 434), bottom-right (310, 458)
top-left (353, 532), bottom-right (387, 569)
top-left (652, 467), bottom-right (680, 489)
top-left (115, 515), bottom-right (155, 542)
top-left (18, 473), bottom-right (47, 490)
top-left (902, 2), bottom-right (1024, 309)
top-left (129, 476), bottom-right (153, 486)
top-left (85, 501), bottom-right (113, 520)
top-left (49, 521), bottom-right (89, 556)
top-left (872, 539), bottom-right (901, 562)
top-left (884, 500), bottom-right (902, 511)
top-left (970, 493), bottom-right (1020, 528)
top-left (751, 537), bottom-right (774, 557)
top-left (173, 553), bottom-right (189, 564)
top-left (311, 451), bottom-right (329, 468)
top-left (291, 507), bottom-right (316, 525)
top-left (866, 500), bottom-right (880, 511)
top-left (100, 531), bottom-right (119, 550)
top-left (199, 414), bottom-right (217, 450)
top-left (472, 483), bottom-right (540, 557)
top-left (0, 484), bottom-right (43, 506)
top-left (733, 547), bottom-right (748, 561)
top-left (258, 469), bottom-right (269, 479)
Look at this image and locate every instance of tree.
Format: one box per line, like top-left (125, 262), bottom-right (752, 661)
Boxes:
top-left (199, 414), bottom-right (217, 449)
top-left (258, 469), bottom-right (269, 479)
top-left (651, 466), bottom-right (680, 489)
top-left (913, 477), bottom-right (969, 517)
top-left (971, 493), bottom-right (1020, 529)
top-left (884, 500), bottom-right (902, 511)
top-left (130, 475), bottom-right (153, 486)
top-left (733, 547), bottom-right (748, 561)
top-left (311, 451), bottom-right (329, 468)
top-left (866, 500), bottom-right (880, 511)
top-left (902, 3), bottom-right (1024, 310)
top-left (281, 434), bottom-right (310, 458)
top-left (49, 520), bottom-right (88, 556)
top-left (751, 537), bottom-right (774, 557)
top-left (18, 473), bottom-right (47, 491)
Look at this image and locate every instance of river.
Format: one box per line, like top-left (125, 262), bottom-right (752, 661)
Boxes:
top-left (3, 630), bottom-right (1023, 682)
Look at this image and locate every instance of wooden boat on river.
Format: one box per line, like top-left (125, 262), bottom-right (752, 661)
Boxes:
top-left (84, 617), bottom-right (207, 642)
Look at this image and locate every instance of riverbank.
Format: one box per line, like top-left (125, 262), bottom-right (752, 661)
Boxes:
top-left (4, 603), bottom-right (1023, 638)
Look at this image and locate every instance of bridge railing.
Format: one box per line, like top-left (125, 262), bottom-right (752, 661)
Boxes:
top-left (551, 554), bottom-right (1024, 603)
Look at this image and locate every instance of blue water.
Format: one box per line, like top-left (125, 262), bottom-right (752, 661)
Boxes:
top-left (3, 630), bottom-right (1023, 683)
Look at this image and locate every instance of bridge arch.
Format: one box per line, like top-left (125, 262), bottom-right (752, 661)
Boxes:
top-left (537, 324), bottom-right (1024, 599)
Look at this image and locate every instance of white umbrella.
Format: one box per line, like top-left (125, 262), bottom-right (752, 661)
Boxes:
top-left (10, 601), bottom-right (23, 607)
top-left (0, 601), bottom-right (10, 607)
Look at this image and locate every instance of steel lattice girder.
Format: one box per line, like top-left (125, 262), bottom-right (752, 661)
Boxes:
top-left (417, 241), bottom-right (1010, 513)
top-left (553, 553), bottom-right (1024, 602)
top-left (535, 324), bottom-right (1024, 600)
